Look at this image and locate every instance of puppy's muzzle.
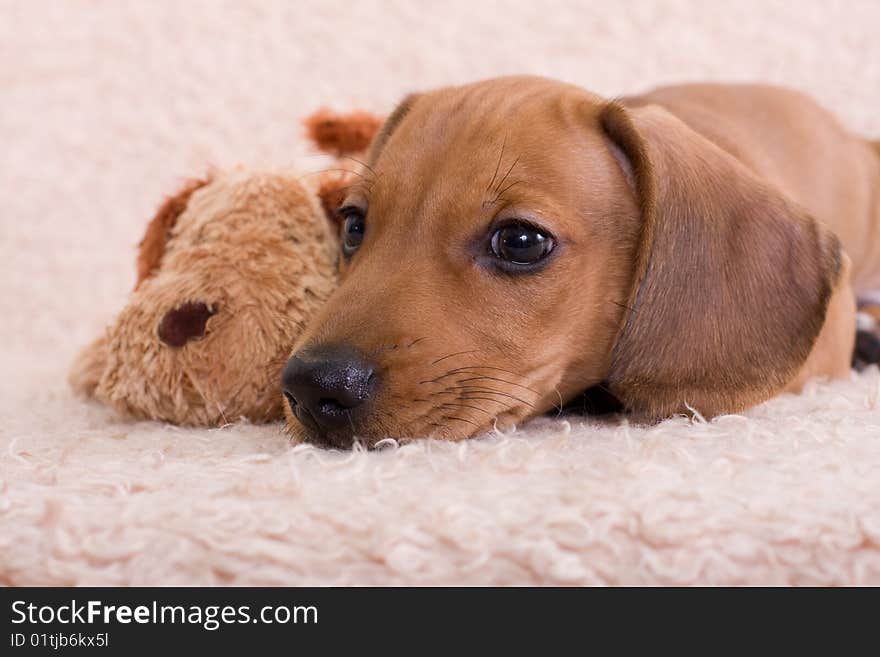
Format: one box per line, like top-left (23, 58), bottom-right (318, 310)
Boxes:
top-left (281, 345), bottom-right (377, 447)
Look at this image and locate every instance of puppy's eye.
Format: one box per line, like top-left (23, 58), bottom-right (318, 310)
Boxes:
top-left (489, 222), bottom-right (555, 265)
top-left (339, 207), bottom-right (366, 255)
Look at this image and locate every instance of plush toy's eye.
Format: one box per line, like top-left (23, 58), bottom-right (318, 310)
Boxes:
top-left (489, 221), bottom-right (555, 267)
top-left (339, 206), bottom-right (366, 256)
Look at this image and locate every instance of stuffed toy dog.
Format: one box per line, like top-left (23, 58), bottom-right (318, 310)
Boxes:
top-left (69, 110), bottom-right (381, 425)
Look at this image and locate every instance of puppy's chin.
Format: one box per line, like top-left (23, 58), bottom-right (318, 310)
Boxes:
top-left (280, 408), bottom-right (378, 449)
top-left (283, 406), bottom-right (529, 450)
top-left (283, 422), bottom-right (386, 450)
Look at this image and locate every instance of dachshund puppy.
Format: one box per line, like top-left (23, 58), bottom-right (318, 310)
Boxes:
top-left (282, 77), bottom-right (880, 448)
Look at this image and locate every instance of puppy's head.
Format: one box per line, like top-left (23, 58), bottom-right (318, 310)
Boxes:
top-left (282, 76), bottom-right (841, 447)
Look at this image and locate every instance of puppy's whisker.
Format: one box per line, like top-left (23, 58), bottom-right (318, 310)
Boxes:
top-left (419, 371), bottom-right (460, 385)
top-left (458, 395), bottom-right (509, 408)
top-left (455, 375), bottom-right (539, 395)
top-left (431, 350), bottom-right (480, 365)
top-left (450, 386), bottom-right (535, 409)
top-left (493, 155), bottom-right (519, 196)
top-left (442, 415), bottom-right (481, 428)
top-left (449, 364), bottom-right (526, 376)
top-left (426, 390), bottom-right (458, 397)
top-left (342, 155), bottom-right (379, 181)
top-left (329, 183), bottom-right (371, 197)
top-left (420, 364), bottom-right (532, 386)
top-left (446, 365), bottom-right (537, 386)
top-left (439, 402), bottom-right (493, 417)
top-left (494, 179), bottom-right (524, 199)
top-left (407, 336), bottom-right (429, 348)
top-left (486, 135), bottom-right (507, 193)
top-left (554, 386), bottom-right (564, 417)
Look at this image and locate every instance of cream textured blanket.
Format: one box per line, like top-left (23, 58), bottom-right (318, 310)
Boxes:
top-left (2, 0), bottom-right (879, 585)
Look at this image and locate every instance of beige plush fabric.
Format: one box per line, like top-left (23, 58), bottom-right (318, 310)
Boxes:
top-left (2, 0), bottom-right (879, 585)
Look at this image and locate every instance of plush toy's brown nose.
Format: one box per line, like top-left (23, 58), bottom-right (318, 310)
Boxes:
top-left (281, 345), bottom-right (377, 446)
top-left (157, 302), bottom-right (215, 347)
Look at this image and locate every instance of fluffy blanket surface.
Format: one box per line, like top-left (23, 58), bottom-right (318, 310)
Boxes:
top-left (2, 0), bottom-right (879, 585)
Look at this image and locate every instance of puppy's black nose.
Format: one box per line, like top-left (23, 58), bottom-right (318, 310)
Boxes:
top-left (281, 345), bottom-right (377, 443)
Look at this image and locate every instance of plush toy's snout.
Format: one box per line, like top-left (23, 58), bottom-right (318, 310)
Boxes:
top-left (157, 302), bottom-right (216, 347)
top-left (71, 170), bottom-right (341, 425)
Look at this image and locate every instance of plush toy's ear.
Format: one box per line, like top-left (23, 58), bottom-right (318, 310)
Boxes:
top-left (69, 334), bottom-right (109, 398)
top-left (136, 176), bottom-right (212, 289)
top-left (600, 102), bottom-right (843, 420)
top-left (303, 109), bottom-right (383, 157)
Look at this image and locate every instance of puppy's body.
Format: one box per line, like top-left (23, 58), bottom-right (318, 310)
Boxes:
top-left (282, 78), bottom-right (880, 446)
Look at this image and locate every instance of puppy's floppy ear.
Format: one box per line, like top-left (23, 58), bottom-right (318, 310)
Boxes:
top-left (600, 102), bottom-right (843, 420)
top-left (136, 176), bottom-right (212, 289)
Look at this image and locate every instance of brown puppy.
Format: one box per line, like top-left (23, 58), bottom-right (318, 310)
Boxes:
top-left (281, 77), bottom-right (880, 448)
